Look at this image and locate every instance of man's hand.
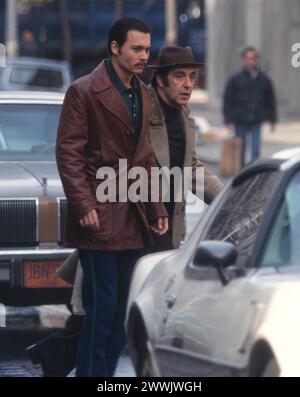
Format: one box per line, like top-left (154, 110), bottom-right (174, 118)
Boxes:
top-left (79, 209), bottom-right (100, 231)
top-left (151, 217), bottom-right (169, 236)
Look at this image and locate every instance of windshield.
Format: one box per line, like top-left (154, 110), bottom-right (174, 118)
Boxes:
top-left (9, 66), bottom-right (65, 90)
top-left (0, 104), bottom-right (61, 161)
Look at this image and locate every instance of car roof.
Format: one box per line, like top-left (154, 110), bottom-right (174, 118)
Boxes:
top-left (232, 148), bottom-right (300, 187)
top-left (5, 56), bottom-right (69, 69)
top-left (0, 90), bottom-right (64, 104)
top-left (272, 147), bottom-right (300, 160)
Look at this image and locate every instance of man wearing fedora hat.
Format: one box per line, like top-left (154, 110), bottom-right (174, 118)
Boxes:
top-left (147, 45), bottom-right (223, 250)
top-left (26, 45), bottom-right (223, 377)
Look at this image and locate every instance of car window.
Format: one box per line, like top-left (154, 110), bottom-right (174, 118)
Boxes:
top-left (9, 66), bottom-right (64, 89)
top-left (260, 170), bottom-right (300, 268)
top-left (0, 104), bottom-right (61, 160)
top-left (202, 171), bottom-right (279, 268)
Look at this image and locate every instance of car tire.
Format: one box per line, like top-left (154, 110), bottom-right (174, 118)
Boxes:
top-left (262, 357), bottom-right (280, 377)
top-left (138, 340), bottom-right (160, 377)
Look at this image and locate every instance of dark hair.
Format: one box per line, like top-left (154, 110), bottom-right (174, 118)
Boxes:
top-left (241, 46), bottom-right (258, 58)
top-left (151, 67), bottom-right (173, 88)
top-left (107, 17), bottom-right (151, 56)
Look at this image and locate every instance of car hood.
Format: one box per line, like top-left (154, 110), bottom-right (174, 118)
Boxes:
top-left (0, 161), bottom-right (64, 198)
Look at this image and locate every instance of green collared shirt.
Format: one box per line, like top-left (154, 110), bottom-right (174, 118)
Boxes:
top-left (106, 59), bottom-right (142, 135)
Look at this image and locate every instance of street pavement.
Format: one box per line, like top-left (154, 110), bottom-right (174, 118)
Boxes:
top-left (66, 355), bottom-right (135, 377)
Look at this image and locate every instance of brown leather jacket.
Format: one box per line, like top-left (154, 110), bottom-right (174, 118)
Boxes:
top-left (56, 61), bottom-right (167, 251)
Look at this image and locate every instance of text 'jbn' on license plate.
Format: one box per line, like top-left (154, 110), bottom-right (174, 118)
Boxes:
top-left (24, 260), bottom-right (71, 288)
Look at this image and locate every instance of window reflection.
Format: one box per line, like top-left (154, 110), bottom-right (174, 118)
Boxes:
top-left (203, 171), bottom-right (279, 268)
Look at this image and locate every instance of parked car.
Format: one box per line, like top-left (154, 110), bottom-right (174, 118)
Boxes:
top-left (0, 91), bottom-right (73, 306)
top-left (0, 57), bottom-right (72, 92)
top-left (126, 148), bottom-right (300, 377)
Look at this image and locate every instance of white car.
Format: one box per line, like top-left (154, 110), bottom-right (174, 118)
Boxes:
top-left (126, 148), bottom-right (300, 377)
top-left (0, 57), bottom-right (73, 92)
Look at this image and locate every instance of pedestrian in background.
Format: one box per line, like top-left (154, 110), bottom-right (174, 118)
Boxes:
top-left (20, 29), bottom-right (38, 57)
top-left (223, 46), bottom-right (277, 167)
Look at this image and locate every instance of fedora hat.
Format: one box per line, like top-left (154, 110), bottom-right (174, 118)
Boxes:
top-left (148, 45), bottom-right (202, 69)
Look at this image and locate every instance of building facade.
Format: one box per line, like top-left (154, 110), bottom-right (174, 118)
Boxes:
top-left (207, 0), bottom-right (300, 114)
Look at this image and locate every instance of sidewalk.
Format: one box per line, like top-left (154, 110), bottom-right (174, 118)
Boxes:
top-left (191, 90), bottom-right (300, 164)
top-left (195, 123), bottom-right (300, 165)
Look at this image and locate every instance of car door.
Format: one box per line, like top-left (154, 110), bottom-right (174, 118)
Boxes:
top-left (159, 169), bottom-right (280, 377)
top-left (214, 167), bottom-right (300, 374)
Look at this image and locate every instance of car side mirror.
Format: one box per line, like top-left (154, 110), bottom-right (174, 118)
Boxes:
top-left (194, 241), bottom-right (238, 285)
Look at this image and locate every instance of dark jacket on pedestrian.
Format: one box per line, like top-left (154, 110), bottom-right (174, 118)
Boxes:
top-left (56, 60), bottom-right (167, 251)
top-left (223, 68), bottom-right (277, 125)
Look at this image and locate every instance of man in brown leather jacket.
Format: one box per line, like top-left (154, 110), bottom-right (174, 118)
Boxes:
top-left (56, 17), bottom-right (168, 377)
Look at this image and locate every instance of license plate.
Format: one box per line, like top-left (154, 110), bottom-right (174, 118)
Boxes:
top-left (24, 260), bottom-right (71, 288)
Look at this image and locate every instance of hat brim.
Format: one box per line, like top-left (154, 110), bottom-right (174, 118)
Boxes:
top-left (147, 61), bottom-right (203, 69)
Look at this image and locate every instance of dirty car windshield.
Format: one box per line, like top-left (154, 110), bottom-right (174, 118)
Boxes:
top-left (0, 104), bottom-right (60, 161)
top-left (9, 66), bottom-right (64, 89)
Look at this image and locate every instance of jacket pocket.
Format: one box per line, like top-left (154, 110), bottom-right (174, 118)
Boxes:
top-left (85, 203), bottom-right (112, 237)
top-left (97, 203), bottom-right (112, 235)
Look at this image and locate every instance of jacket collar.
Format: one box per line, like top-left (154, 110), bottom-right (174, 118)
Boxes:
top-left (91, 59), bottom-right (148, 93)
top-left (91, 60), bottom-right (113, 93)
top-left (242, 67), bottom-right (261, 79)
top-left (148, 88), bottom-right (165, 125)
top-left (91, 60), bottom-right (148, 134)
top-left (148, 88), bottom-right (191, 125)
top-left (148, 88), bottom-right (170, 168)
top-left (148, 87), bottom-right (194, 169)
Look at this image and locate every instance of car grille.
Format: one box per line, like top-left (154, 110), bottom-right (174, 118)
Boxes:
top-left (58, 198), bottom-right (67, 245)
top-left (0, 199), bottom-right (38, 246)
